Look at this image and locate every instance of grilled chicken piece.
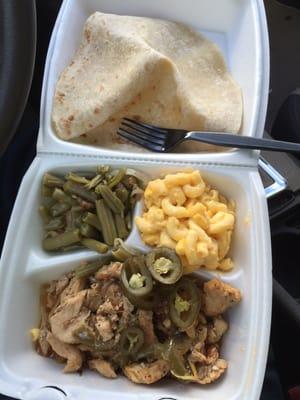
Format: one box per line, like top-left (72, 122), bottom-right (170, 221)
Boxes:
top-left (95, 262), bottom-right (122, 280)
top-left (197, 358), bottom-right (228, 384)
top-left (95, 315), bottom-right (114, 342)
top-left (189, 339), bottom-right (219, 364)
top-left (120, 296), bottom-right (134, 327)
top-left (45, 275), bottom-right (70, 310)
top-left (46, 332), bottom-right (82, 373)
top-left (137, 310), bottom-right (156, 345)
top-left (36, 286), bottom-right (51, 356)
top-left (202, 279), bottom-right (241, 317)
top-left (49, 291), bottom-right (90, 343)
top-left (85, 286), bottom-right (103, 312)
top-left (59, 275), bottom-right (86, 304)
top-left (104, 282), bottom-right (123, 307)
top-left (123, 360), bottom-right (170, 384)
top-left (207, 316), bottom-right (228, 344)
top-left (89, 358), bottom-right (117, 378)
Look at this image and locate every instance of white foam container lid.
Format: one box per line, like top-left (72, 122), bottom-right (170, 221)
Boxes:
top-left (0, 0), bottom-right (272, 399)
top-left (37, 0), bottom-right (270, 159)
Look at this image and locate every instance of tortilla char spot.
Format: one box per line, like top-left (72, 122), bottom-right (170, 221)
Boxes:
top-left (115, 74), bottom-right (119, 79)
top-left (85, 28), bottom-right (91, 42)
top-left (62, 118), bottom-right (71, 129)
top-left (94, 107), bottom-right (101, 114)
top-left (108, 117), bottom-right (116, 122)
top-left (152, 85), bottom-right (156, 91)
top-left (56, 92), bottom-right (65, 104)
top-left (88, 123), bottom-right (94, 128)
top-left (68, 115), bottom-right (74, 121)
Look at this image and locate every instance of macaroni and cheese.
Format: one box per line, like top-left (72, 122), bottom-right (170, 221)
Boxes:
top-left (135, 170), bottom-right (235, 273)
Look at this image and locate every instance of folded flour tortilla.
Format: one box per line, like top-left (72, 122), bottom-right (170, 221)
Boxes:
top-left (52, 12), bottom-right (242, 151)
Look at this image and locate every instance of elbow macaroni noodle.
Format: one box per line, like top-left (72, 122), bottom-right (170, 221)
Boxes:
top-left (135, 170), bottom-right (235, 273)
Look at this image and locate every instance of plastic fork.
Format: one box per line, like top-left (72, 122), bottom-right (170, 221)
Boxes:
top-left (118, 118), bottom-right (300, 154)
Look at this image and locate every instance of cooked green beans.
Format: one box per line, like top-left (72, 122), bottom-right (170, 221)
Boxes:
top-left (52, 188), bottom-right (75, 205)
top-left (41, 185), bottom-right (53, 197)
top-left (43, 173), bottom-right (64, 188)
top-left (96, 200), bottom-right (117, 246)
top-left (81, 238), bottom-right (108, 254)
top-left (40, 166), bottom-right (144, 253)
top-left (82, 212), bottom-right (102, 232)
top-left (63, 181), bottom-right (97, 203)
top-left (42, 229), bottom-right (81, 251)
top-left (75, 259), bottom-right (108, 278)
top-left (39, 206), bottom-right (50, 224)
top-left (65, 172), bottom-right (89, 185)
top-left (50, 202), bottom-right (71, 217)
top-left (97, 185), bottom-right (125, 214)
top-left (114, 214), bottom-right (128, 239)
top-left (108, 168), bottom-right (125, 189)
top-left (115, 187), bottom-right (129, 203)
top-left (80, 223), bottom-right (100, 239)
top-left (45, 217), bottom-right (65, 231)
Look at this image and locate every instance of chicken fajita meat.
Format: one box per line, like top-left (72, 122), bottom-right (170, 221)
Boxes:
top-left (31, 251), bottom-right (241, 385)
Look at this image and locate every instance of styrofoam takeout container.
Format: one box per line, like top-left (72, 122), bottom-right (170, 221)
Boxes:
top-left (0, 1), bottom-right (272, 399)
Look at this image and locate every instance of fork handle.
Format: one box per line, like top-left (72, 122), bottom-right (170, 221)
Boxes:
top-left (188, 131), bottom-right (300, 153)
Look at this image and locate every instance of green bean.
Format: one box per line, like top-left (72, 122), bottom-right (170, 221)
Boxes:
top-left (41, 196), bottom-right (56, 209)
top-left (63, 181), bottom-right (97, 203)
top-left (108, 168), bottom-right (125, 189)
top-left (122, 175), bottom-right (138, 190)
top-left (52, 188), bottom-right (75, 205)
top-left (115, 187), bottom-right (129, 203)
top-left (65, 172), bottom-right (89, 185)
top-left (114, 214), bottom-right (129, 239)
top-left (97, 165), bottom-right (111, 175)
top-left (81, 238), bottom-right (109, 254)
top-left (45, 230), bottom-right (59, 238)
top-left (97, 185), bottom-right (125, 214)
top-left (62, 244), bottom-right (85, 252)
top-left (80, 223), bottom-right (100, 239)
top-left (75, 260), bottom-right (107, 278)
top-left (85, 174), bottom-right (103, 190)
top-left (65, 207), bottom-right (82, 231)
top-left (50, 202), bottom-right (71, 217)
top-left (82, 212), bottom-right (102, 232)
top-left (96, 199), bottom-right (117, 246)
top-left (43, 229), bottom-right (81, 251)
top-left (41, 185), bottom-right (53, 197)
top-left (44, 217), bottom-right (65, 231)
top-left (39, 206), bottom-right (51, 224)
top-left (43, 173), bottom-right (64, 188)
top-left (75, 215), bottom-right (84, 228)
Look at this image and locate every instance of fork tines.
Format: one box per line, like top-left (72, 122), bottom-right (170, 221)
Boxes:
top-left (117, 118), bottom-right (167, 152)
